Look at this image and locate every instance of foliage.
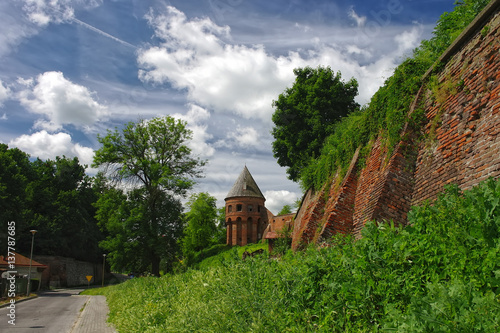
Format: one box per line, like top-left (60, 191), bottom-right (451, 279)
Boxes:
top-left (277, 204), bottom-right (293, 215)
top-left (271, 66), bottom-right (359, 181)
top-left (93, 116), bottom-right (206, 275)
top-left (0, 144), bottom-right (33, 243)
top-left (180, 192), bottom-right (222, 265)
top-left (299, 0), bottom-right (489, 190)
top-left (84, 178), bottom-right (500, 332)
top-left (0, 144), bottom-right (102, 261)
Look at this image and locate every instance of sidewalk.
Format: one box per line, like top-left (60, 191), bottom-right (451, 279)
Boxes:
top-left (71, 295), bottom-right (116, 333)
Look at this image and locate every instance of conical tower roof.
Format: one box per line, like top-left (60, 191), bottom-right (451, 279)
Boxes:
top-left (225, 166), bottom-right (265, 200)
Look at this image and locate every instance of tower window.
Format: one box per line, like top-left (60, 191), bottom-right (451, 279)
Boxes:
top-left (237, 204), bottom-right (242, 212)
top-left (228, 205), bottom-right (232, 213)
top-left (248, 204), bottom-right (253, 212)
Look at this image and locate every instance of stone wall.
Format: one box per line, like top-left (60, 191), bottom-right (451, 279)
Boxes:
top-left (291, 1), bottom-right (500, 249)
top-left (34, 255), bottom-right (103, 288)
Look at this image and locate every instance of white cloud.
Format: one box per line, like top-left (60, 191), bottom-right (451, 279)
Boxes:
top-left (0, 80), bottom-right (11, 106)
top-left (9, 130), bottom-right (95, 167)
top-left (172, 104), bottom-right (215, 158)
top-left (264, 190), bottom-right (300, 215)
top-left (395, 25), bottom-right (423, 53)
top-left (227, 125), bottom-right (261, 149)
top-left (18, 71), bottom-right (107, 131)
top-left (138, 6), bottom-right (301, 121)
top-left (348, 7), bottom-right (366, 28)
top-left (138, 6), bottom-right (425, 121)
top-left (22, 0), bottom-right (75, 27)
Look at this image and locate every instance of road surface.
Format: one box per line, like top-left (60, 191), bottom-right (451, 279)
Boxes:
top-left (0, 289), bottom-right (88, 332)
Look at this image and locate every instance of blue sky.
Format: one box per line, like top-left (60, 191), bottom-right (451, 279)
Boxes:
top-left (0, 0), bottom-right (454, 213)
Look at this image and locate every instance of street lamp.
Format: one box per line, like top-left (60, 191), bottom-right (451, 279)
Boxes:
top-left (102, 254), bottom-right (107, 287)
top-left (27, 230), bottom-right (37, 296)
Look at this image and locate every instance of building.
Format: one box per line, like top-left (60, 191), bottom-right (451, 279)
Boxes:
top-left (0, 252), bottom-right (47, 294)
top-left (225, 166), bottom-right (294, 248)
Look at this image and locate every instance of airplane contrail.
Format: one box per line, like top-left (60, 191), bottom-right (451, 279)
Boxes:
top-left (45, 5), bottom-right (137, 49)
top-left (70, 16), bottom-right (137, 50)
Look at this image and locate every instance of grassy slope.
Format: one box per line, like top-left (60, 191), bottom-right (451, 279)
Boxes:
top-left (84, 179), bottom-right (500, 332)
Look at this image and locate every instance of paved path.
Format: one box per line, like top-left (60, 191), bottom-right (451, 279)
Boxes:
top-left (71, 295), bottom-right (116, 333)
top-left (0, 289), bottom-right (116, 332)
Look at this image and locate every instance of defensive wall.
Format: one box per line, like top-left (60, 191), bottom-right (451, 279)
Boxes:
top-left (292, 0), bottom-right (500, 249)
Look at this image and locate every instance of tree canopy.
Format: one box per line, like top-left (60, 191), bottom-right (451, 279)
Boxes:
top-left (0, 144), bottom-right (103, 261)
top-left (271, 66), bottom-right (359, 181)
top-left (180, 193), bottom-right (220, 260)
top-left (93, 116), bottom-right (206, 275)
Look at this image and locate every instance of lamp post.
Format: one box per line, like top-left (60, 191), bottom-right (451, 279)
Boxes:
top-left (27, 230), bottom-right (37, 296)
top-left (102, 254), bottom-right (106, 287)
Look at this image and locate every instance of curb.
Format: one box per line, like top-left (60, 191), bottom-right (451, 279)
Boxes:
top-left (0, 294), bottom-right (38, 308)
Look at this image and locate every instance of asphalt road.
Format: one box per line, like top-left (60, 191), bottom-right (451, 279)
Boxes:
top-left (0, 289), bottom-right (88, 333)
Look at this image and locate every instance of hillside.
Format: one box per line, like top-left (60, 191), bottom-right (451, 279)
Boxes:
top-left (84, 178), bottom-right (500, 332)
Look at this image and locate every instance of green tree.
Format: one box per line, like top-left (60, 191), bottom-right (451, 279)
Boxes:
top-left (96, 185), bottom-right (183, 274)
top-left (24, 156), bottom-right (102, 261)
top-left (277, 204), bottom-right (293, 215)
top-left (93, 116), bottom-right (205, 275)
top-left (181, 193), bottom-right (219, 258)
top-left (215, 206), bottom-right (227, 244)
top-left (271, 66), bottom-right (359, 181)
top-left (0, 145), bottom-right (32, 232)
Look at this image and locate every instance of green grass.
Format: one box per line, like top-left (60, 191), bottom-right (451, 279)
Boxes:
top-left (84, 178), bottom-right (500, 332)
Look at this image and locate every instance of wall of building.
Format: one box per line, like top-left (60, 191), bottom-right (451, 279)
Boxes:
top-left (34, 255), bottom-right (103, 288)
top-left (225, 196), bottom-right (268, 246)
top-left (291, 2), bottom-right (500, 249)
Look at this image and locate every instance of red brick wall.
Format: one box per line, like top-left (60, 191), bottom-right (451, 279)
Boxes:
top-left (225, 196), bottom-right (268, 246)
top-left (291, 6), bottom-right (500, 247)
top-left (412, 11), bottom-right (500, 205)
top-left (291, 186), bottom-right (327, 250)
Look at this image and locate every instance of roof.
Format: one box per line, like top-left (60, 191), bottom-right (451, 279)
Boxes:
top-left (0, 252), bottom-right (48, 268)
top-left (225, 166), bottom-right (265, 200)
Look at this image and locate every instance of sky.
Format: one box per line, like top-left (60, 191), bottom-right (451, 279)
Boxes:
top-left (0, 0), bottom-right (455, 214)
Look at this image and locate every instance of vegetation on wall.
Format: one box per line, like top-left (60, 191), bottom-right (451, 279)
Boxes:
top-left (299, 0), bottom-right (490, 190)
top-left (84, 177), bottom-right (500, 332)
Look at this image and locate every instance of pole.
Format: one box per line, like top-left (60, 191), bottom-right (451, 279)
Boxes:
top-left (27, 230), bottom-right (37, 296)
top-left (102, 254), bottom-right (106, 287)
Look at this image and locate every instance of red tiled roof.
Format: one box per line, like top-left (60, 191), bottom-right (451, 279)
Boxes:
top-left (0, 252), bottom-right (47, 268)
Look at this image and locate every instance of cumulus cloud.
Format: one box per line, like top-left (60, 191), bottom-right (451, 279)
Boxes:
top-left (226, 125), bottom-right (261, 149)
top-left (9, 130), bottom-right (95, 167)
top-left (264, 190), bottom-right (299, 215)
top-left (18, 71), bottom-right (107, 131)
top-left (395, 24), bottom-right (423, 53)
top-left (138, 6), bottom-right (425, 121)
top-left (172, 104), bottom-right (215, 158)
top-left (138, 6), bottom-right (301, 121)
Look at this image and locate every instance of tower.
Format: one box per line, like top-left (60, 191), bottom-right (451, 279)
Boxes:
top-left (225, 166), bottom-right (269, 246)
